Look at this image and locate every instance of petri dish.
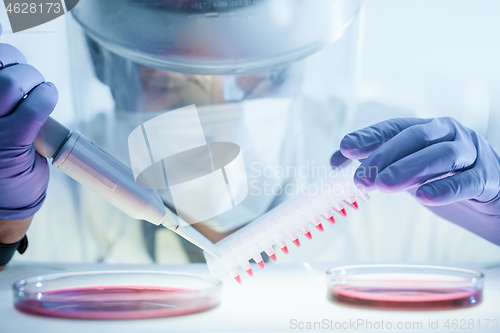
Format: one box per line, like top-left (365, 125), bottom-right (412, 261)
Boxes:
top-left (327, 265), bottom-right (483, 310)
top-left (13, 270), bottom-right (221, 319)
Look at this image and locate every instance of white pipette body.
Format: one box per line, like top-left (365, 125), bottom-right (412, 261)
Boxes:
top-left (34, 117), bottom-right (220, 257)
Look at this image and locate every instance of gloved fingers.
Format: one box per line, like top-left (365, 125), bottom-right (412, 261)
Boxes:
top-left (330, 150), bottom-right (351, 168)
top-left (0, 64), bottom-right (45, 117)
top-left (7, 82), bottom-right (58, 146)
top-left (415, 169), bottom-right (486, 206)
top-left (340, 118), bottom-right (431, 160)
top-left (0, 44), bottom-right (28, 68)
top-left (468, 133), bottom-right (500, 204)
top-left (0, 147), bottom-right (49, 217)
top-left (353, 118), bottom-right (456, 190)
top-left (415, 133), bottom-right (500, 207)
top-left (373, 139), bottom-right (477, 193)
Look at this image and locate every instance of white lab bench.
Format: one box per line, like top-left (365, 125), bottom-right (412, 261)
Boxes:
top-left (1, 261), bottom-right (499, 333)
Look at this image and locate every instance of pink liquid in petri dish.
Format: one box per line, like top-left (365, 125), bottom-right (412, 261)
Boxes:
top-left (329, 284), bottom-right (482, 310)
top-left (15, 286), bottom-right (219, 319)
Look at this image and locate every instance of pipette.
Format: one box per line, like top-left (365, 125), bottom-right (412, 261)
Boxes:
top-left (203, 157), bottom-right (368, 282)
top-left (33, 117), bottom-right (220, 257)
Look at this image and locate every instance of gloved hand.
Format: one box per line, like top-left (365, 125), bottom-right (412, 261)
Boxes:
top-left (340, 117), bottom-right (500, 245)
top-left (0, 23), bottom-right (59, 220)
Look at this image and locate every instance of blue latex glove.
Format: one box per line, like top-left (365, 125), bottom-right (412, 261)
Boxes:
top-left (340, 117), bottom-right (500, 245)
top-left (0, 23), bottom-right (59, 220)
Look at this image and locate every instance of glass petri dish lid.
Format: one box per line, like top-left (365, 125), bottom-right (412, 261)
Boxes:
top-left (327, 265), bottom-right (483, 310)
top-left (13, 270), bottom-right (221, 319)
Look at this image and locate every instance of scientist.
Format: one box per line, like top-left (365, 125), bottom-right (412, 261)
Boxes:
top-left (1, 0), bottom-right (500, 268)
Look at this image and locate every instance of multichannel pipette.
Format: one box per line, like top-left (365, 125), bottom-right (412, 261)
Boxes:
top-left (33, 117), bottom-right (220, 257)
top-left (203, 157), bottom-right (369, 282)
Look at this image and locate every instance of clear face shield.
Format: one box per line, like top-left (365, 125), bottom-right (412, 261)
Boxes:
top-left (67, 0), bottom-right (363, 232)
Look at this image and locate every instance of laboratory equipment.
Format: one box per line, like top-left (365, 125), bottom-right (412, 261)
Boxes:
top-left (327, 264), bottom-right (483, 310)
top-left (340, 117), bottom-right (500, 246)
top-left (13, 271), bottom-right (221, 319)
top-left (204, 159), bottom-right (369, 282)
top-left (33, 117), bottom-right (220, 257)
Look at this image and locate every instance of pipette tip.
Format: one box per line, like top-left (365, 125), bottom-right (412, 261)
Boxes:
top-left (245, 268), bottom-right (254, 276)
top-left (345, 200), bottom-right (359, 209)
top-left (327, 216), bottom-right (336, 224)
top-left (269, 253), bottom-right (277, 262)
top-left (292, 238), bottom-right (301, 247)
top-left (257, 261), bottom-right (266, 269)
top-left (355, 189), bottom-right (371, 202)
top-left (281, 245), bottom-right (289, 254)
top-left (338, 208), bottom-right (347, 217)
top-left (234, 275), bottom-right (242, 284)
top-left (171, 223), bottom-right (221, 257)
top-left (311, 218), bottom-right (325, 231)
top-left (304, 231), bottom-right (313, 240)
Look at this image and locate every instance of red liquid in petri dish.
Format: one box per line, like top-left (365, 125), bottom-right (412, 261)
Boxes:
top-left (15, 286), bottom-right (219, 319)
top-left (329, 285), bottom-right (482, 310)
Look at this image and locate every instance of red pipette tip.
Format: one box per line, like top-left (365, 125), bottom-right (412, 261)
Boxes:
top-left (269, 253), bottom-right (277, 262)
top-left (304, 231), bottom-right (313, 240)
top-left (346, 200), bottom-right (359, 209)
top-left (281, 245), bottom-right (289, 254)
top-left (327, 216), bottom-right (336, 224)
top-left (245, 268), bottom-right (254, 276)
top-left (292, 238), bottom-right (301, 247)
top-left (338, 208), bottom-right (347, 217)
top-left (257, 261), bottom-right (266, 269)
top-left (315, 223), bottom-right (324, 232)
top-left (234, 275), bottom-right (242, 284)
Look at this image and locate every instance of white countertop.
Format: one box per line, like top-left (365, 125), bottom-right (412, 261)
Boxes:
top-left (1, 261), bottom-right (499, 333)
